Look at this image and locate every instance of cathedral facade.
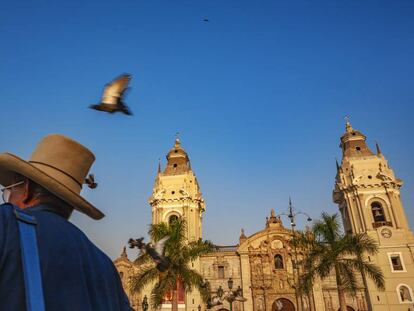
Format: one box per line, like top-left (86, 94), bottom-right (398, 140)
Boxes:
top-left (115, 122), bottom-right (414, 311)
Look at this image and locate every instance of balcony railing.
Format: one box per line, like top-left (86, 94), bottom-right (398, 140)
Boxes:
top-left (372, 221), bottom-right (392, 229)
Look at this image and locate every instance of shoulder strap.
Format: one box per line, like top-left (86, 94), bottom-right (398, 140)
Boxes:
top-left (14, 208), bottom-right (46, 311)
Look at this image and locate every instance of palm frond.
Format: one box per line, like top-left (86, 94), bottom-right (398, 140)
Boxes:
top-left (133, 253), bottom-right (152, 266)
top-left (130, 266), bottom-right (160, 293)
top-left (300, 211), bottom-right (385, 300)
top-left (176, 266), bottom-right (207, 297)
top-left (343, 233), bottom-right (379, 256)
top-left (150, 276), bottom-right (172, 309)
top-left (184, 239), bottom-right (215, 262)
top-left (337, 261), bottom-right (358, 294)
top-left (130, 218), bottom-right (212, 308)
top-left (362, 261), bottom-right (385, 291)
top-left (346, 258), bottom-right (385, 291)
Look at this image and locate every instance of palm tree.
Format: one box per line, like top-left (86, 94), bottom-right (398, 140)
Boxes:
top-left (295, 212), bottom-right (384, 311)
top-left (130, 218), bottom-right (214, 311)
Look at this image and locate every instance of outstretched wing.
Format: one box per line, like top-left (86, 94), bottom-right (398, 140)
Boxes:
top-left (154, 236), bottom-right (170, 255)
top-left (101, 74), bottom-right (131, 105)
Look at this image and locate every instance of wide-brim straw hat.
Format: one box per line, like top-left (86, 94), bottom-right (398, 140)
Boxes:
top-left (0, 134), bottom-right (104, 219)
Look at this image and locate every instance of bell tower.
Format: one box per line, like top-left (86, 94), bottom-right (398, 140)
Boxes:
top-left (333, 119), bottom-right (414, 310)
top-left (149, 136), bottom-right (205, 242)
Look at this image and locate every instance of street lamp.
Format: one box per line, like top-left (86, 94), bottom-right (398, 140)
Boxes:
top-left (217, 285), bottom-right (224, 299)
top-left (228, 277), bottom-right (234, 290)
top-left (223, 278), bottom-right (245, 311)
top-left (277, 198), bottom-right (312, 311)
top-left (142, 295), bottom-right (148, 311)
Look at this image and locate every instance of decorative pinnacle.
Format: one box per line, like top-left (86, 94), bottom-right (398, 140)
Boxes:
top-left (335, 158), bottom-right (340, 171)
top-left (240, 228), bottom-right (246, 239)
top-left (175, 132), bottom-right (180, 145)
top-left (344, 115), bottom-right (353, 133)
top-left (288, 197), bottom-right (294, 218)
top-left (158, 158), bottom-right (161, 173)
top-left (121, 246), bottom-right (127, 258)
top-left (375, 141), bottom-right (382, 155)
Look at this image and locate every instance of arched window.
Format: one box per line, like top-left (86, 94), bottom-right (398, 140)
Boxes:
top-left (371, 202), bottom-right (386, 223)
top-left (274, 254), bottom-right (284, 269)
top-left (169, 215), bottom-right (179, 225)
top-left (398, 285), bottom-right (413, 303)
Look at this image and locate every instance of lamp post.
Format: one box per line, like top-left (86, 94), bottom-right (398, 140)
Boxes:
top-left (215, 278), bottom-right (245, 311)
top-left (142, 295), bottom-right (148, 311)
top-left (277, 198), bottom-right (312, 311)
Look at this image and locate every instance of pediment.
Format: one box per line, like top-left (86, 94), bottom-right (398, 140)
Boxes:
top-left (238, 228), bottom-right (291, 253)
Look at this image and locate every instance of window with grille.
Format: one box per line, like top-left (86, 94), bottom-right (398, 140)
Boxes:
top-left (218, 266), bottom-right (225, 279)
top-left (388, 253), bottom-right (406, 272)
top-left (390, 255), bottom-right (404, 271)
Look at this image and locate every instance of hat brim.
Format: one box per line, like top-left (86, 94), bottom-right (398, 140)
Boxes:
top-left (0, 153), bottom-right (104, 220)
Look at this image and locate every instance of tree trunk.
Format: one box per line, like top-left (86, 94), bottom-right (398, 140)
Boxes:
top-left (335, 265), bottom-right (348, 311)
top-left (360, 270), bottom-right (371, 311)
top-left (171, 289), bottom-right (178, 311)
top-left (337, 287), bottom-right (348, 311)
top-left (358, 255), bottom-right (372, 311)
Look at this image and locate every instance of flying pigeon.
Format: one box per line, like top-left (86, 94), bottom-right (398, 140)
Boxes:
top-left (84, 174), bottom-right (98, 189)
top-left (90, 74), bottom-right (133, 115)
top-left (128, 236), bottom-right (171, 271)
top-left (203, 18), bottom-right (209, 22)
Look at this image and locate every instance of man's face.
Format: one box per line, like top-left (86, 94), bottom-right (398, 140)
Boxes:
top-left (7, 180), bottom-right (28, 207)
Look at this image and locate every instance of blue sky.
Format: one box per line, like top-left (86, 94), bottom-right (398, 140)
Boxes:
top-left (1, 0), bottom-right (413, 259)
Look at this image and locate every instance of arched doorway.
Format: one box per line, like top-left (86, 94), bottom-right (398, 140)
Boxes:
top-left (217, 309), bottom-right (229, 311)
top-left (337, 307), bottom-right (355, 311)
top-left (272, 298), bottom-right (295, 311)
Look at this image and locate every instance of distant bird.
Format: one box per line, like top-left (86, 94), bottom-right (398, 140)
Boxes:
top-left (84, 174), bottom-right (98, 189)
top-left (90, 74), bottom-right (133, 115)
top-left (128, 236), bottom-right (171, 272)
top-left (203, 18), bottom-right (209, 22)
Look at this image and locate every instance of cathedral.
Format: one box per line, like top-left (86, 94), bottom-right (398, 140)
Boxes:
top-left (114, 121), bottom-right (414, 311)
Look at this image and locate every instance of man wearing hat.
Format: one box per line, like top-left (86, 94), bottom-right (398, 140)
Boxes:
top-left (0, 134), bottom-right (133, 310)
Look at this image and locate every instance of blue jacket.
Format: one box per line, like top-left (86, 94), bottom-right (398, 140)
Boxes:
top-left (0, 203), bottom-right (133, 311)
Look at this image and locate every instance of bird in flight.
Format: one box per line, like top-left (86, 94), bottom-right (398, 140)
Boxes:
top-left (203, 18), bottom-right (209, 22)
top-left (84, 174), bottom-right (98, 189)
top-left (128, 236), bottom-right (171, 272)
top-left (90, 74), bottom-right (133, 115)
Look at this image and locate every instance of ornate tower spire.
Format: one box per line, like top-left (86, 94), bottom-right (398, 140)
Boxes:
top-left (164, 135), bottom-right (191, 175)
top-left (149, 136), bottom-right (205, 242)
top-left (340, 117), bottom-right (374, 158)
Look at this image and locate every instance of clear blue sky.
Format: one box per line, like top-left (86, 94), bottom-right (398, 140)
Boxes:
top-left (1, 0), bottom-right (413, 259)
